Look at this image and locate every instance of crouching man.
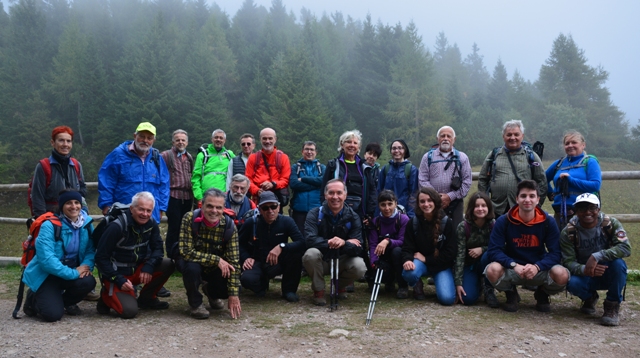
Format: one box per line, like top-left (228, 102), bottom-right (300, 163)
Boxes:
top-left (561, 193), bottom-right (631, 326)
top-left (95, 192), bottom-right (175, 318)
top-left (239, 192), bottom-right (306, 302)
top-left (485, 180), bottom-right (569, 312)
top-left (302, 179), bottom-right (367, 306)
top-left (177, 188), bottom-right (241, 319)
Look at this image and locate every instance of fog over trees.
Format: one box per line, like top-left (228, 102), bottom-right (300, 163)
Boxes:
top-left (1, 0), bottom-right (638, 183)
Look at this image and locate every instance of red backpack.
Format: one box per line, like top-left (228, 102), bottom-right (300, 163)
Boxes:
top-left (27, 158), bottom-right (82, 217)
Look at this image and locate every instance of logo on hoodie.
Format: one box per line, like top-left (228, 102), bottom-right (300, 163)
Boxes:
top-left (513, 234), bottom-right (540, 248)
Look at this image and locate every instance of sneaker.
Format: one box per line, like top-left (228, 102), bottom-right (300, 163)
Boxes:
top-left (396, 287), bottom-right (409, 299)
top-left (190, 304), bottom-right (210, 319)
top-left (503, 287), bottom-right (520, 312)
top-left (65, 304), bottom-right (82, 316)
top-left (413, 279), bottom-right (426, 300)
top-left (156, 286), bottom-right (171, 297)
top-left (337, 289), bottom-right (348, 299)
top-left (23, 289), bottom-right (36, 317)
top-left (580, 292), bottom-right (599, 315)
top-left (96, 297), bottom-right (110, 315)
top-left (283, 292), bottom-right (300, 302)
top-left (601, 300), bottom-right (620, 326)
top-left (534, 287), bottom-right (551, 312)
top-left (138, 298), bottom-right (170, 310)
top-left (484, 285), bottom-right (499, 309)
top-left (84, 290), bottom-right (100, 301)
top-left (313, 290), bottom-right (326, 306)
top-left (345, 283), bottom-right (355, 293)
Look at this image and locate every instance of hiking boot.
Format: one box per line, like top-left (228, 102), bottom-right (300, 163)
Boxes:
top-left (96, 297), bottom-right (110, 315)
top-left (156, 286), bottom-right (171, 298)
top-left (209, 299), bottom-right (225, 310)
top-left (426, 277), bottom-right (435, 285)
top-left (396, 287), bottom-right (409, 299)
top-left (283, 292), bottom-right (300, 302)
top-left (534, 287), bottom-right (551, 312)
top-left (84, 289), bottom-right (100, 301)
top-left (65, 304), bottom-right (82, 316)
top-left (313, 290), bottom-right (326, 306)
top-left (346, 283), bottom-right (355, 293)
top-left (484, 284), bottom-right (499, 308)
top-left (413, 279), bottom-right (426, 300)
top-left (138, 297), bottom-right (170, 310)
top-left (503, 287), bottom-right (520, 312)
top-left (580, 292), bottom-right (599, 315)
top-left (601, 300), bottom-right (620, 326)
top-left (190, 304), bottom-right (210, 319)
top-left (337, 289), bottom-right (348, 299)
top-left (23, 289), bottom-right (36, 317)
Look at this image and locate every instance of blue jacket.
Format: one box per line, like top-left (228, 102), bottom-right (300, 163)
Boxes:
top-left (98, 141), bottom-right (170, 222)
top-left (289, 159), bottom-right (325, 212)
top-left (545, 153), bottom-right (601, 209)
top-left (378, 160), bottom-right (419, 218)
top-left (23, 212), bottom-right (95, 292)
top-left (487, 206), bottom-right (561, 271)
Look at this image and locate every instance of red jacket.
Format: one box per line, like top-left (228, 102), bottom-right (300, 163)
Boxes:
top-left (245, 148), bottom-right (291, 196)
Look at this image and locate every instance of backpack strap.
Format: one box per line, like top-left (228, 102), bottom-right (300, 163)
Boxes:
top-left (296, 162), bottom-right (302, 175)
top-left (40, 158), bottom-right (53, 189)
top-left (150, 148), bottom-right (161, 173)
top-left (316, 161), bottom-right (322, 176)
top-left (464, 221), bottom-right (470, 239)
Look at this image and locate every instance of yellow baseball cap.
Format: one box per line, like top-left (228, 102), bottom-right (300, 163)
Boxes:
top-left (135, 122), bottom-right (156, 136)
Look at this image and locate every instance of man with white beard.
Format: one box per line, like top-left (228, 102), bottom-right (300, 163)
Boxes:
top-left (418, 126), bottom-right (472, 229)
top-left (224, 174), bottom-right (256, 230)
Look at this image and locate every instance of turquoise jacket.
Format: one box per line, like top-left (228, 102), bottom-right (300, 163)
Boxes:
top-left (23, 212), bottom-right (95, 292)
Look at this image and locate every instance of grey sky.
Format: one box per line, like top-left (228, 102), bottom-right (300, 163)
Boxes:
top-left (212, 0), bottom-right (640, 126)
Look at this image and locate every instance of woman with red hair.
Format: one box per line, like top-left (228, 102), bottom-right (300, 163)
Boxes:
top-left (30, 126), bottom-right (87, 218)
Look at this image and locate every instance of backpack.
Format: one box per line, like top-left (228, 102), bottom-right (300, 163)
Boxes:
top-left (27, 158), bottom-right (82, 217)
top-left (484, 141), bottom-right (541, 193)
top-left (223, 204), bottom-right (257, 229)
top-left (463, 220), bottom-right (495, 239)
top-left (564, 215), bottom-right (613, 251)
top-left (548, 154), bottom-right (600, 199)
top-left (163, 149), bottom-right (194, 174)
top-left (383, 161), bottom-right (412, 181)
top-left (91, 203), bottom-right (130, 250)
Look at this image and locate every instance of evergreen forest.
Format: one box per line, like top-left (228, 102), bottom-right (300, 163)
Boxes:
top-left (1, 0), bottom-right (639, 183)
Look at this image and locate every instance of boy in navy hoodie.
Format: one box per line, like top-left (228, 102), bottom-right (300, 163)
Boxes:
top-left (485, 180), bottom-right (569, 312)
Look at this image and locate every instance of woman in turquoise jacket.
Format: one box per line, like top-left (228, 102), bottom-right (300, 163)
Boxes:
top-left (23, 190), bottom-right (96, 322)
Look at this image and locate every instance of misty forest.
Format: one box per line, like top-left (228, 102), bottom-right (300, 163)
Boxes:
top-left (1, 0), bottom-right (639, 183)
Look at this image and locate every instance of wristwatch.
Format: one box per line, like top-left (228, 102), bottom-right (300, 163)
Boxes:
top-left (279, 243), bottom-right (286, 249)
top-left (509, 261), bottom-right (517, 269)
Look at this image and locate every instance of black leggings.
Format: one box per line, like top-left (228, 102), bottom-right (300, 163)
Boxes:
top-left (31, 274), bottom-right (96, 322)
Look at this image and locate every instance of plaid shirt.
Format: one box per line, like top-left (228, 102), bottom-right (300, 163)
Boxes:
top-left (418, 147), bottom-right (472, 201)
top-left (161, 147), bottom-right (194, 200)
top-left (179, 211), bottom-right (240, 296)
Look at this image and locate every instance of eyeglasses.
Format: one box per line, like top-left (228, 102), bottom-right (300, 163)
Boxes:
top-left (303, 148), bottom-right (316, 152)
top-left (575, 205), bottom-right (599, 213)
top-left (241, 143), bottom-right (252, 147)
top-left (260, 204), bottom-right (279, 211)
top-left (391, 147), bottom-right (404, 151)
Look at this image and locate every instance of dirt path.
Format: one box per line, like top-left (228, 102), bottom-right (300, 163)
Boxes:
top-left (1, 286), bottom-right (639, 358)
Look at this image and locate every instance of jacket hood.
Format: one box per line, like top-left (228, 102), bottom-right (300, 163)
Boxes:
top-left (390, 139), bottom-right (410, 159)
top-left (507, 205), bottom-right (547, 226)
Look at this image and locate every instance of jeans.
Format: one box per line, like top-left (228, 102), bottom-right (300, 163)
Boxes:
top-left (402, 259), bottom-right (456, 306)
top-left (459, 264), bottom-right (481, 305)
top-left (566, 259), bottom-right (627, 303)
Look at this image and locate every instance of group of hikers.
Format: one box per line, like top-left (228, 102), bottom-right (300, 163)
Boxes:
top-left (20, 119), bottom-right (630, 327)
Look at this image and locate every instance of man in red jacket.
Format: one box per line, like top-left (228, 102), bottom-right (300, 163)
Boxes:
top-left (244, 128), bottom-right (291, 212)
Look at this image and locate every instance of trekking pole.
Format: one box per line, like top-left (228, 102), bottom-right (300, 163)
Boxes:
top-left (329, 248), bottom-right (339, 311)
top-left (365, 267), bottom-right (383, 325)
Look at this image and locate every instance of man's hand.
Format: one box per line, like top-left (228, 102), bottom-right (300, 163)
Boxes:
top-left (102, 206), bottom-right (110, 216)
top-left (440, 193), bottom-right (451, 209)
top-left (468, 247), bottom-right (483, 259)
top-left (139, 272), bottom-right (152, 284)
top-left (121, 279), bottom-right (134, 292)
top-left (375, 239), bottom-right (389, 256)
top-left (585, 255), bottom-right (607, 277)
top-left (521, 264), bottom-right (539, 280)
top-left (218, 258), bottom-right (235, 278)
top-left (242, 258), bottom-right (255, 271)
top-left (513, 263), bottom-right (526, 279)
top-left (228, 296), bottom-right (241, 319)
top-left (413, 252), bottom-right (426, 263)
top-left (260, 181), bottom-right (273, 190)
top-left (328, 237), bottom-right (345, 249)
top-left (266, 245), bottom-right (283, 266)
top-left (346, 238), bottom-right (361, 247)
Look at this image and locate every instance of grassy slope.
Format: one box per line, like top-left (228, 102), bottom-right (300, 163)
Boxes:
top-left (0, 158), bottom-right (638, 268)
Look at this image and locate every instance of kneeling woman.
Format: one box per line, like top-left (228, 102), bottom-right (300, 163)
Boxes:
top-left (401, 187), bottom-right (456, 305)
top-left (454, 192), bottom-right (495, 305)
top-left (368, 190), bottom-right (410, 298)
top-left (22, 190), bottom-right (96, 321)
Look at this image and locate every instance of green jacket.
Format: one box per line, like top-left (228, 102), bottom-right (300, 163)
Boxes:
top-left (191, 144), bottom-right (235, 200)
top-left (560, 212), bottom-right (631, 276)
top-left (454, 218), bottom-right (494, 286)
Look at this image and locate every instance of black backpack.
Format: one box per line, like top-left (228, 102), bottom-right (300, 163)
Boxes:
top-left (91, 202), bottom-right (130, 249)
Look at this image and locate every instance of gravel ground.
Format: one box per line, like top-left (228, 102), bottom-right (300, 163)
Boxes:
top-left (1, 284), bottom-right (639, 358)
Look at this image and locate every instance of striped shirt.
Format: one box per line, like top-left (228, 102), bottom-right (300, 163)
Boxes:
top-left (161, 148), bottom-right (194, 200)
top-left (418, 147), bottom-right (472, 201)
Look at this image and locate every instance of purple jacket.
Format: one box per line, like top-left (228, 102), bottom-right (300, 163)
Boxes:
top-left (368, 212), bottom-right (410, 264)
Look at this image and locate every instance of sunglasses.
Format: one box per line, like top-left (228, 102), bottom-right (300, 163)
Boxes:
top-left (241, 142), bottom-right (252, 147)
top-left (575, 205), bottom-right (599, 213)
top-left (260, 204), bottom-right (279, 211)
